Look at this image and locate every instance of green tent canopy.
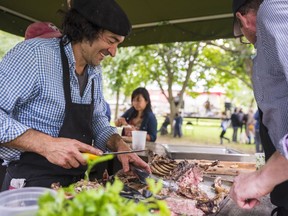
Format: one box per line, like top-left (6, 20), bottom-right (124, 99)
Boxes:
top-left (0, 0), bottom-right (234, 46)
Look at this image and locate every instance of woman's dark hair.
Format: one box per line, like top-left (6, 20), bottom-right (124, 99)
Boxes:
top-left (131, 87), bottom-right (152, 113)
top-left (61, 9), bottom-right (102, 43)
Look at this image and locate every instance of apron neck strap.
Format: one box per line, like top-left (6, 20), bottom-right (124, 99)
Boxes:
top-left (59, 40), bottom-right (94, 105)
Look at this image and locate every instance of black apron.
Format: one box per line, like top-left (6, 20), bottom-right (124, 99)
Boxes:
top-left (2, 40), bottom-right (94, 189)
top-left (259, 109), bottom-right (288, 211)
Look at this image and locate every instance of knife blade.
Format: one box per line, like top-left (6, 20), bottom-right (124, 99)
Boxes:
top-left (103, 149), bottom-right (147, 156)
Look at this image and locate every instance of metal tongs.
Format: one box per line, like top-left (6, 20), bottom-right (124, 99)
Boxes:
top-left (130, 165), bottom-right (178, 192)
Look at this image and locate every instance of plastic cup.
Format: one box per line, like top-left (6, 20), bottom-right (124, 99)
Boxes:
top-left (0, 187), bottom-right (56, 216)
top-left (116, 127), bottom-right (123, 135)
top-left (132, 131), bottom-right (147, 150)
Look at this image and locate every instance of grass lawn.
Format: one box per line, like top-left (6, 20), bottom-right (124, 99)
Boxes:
top-left (156, 117), bottom-right (257, 155)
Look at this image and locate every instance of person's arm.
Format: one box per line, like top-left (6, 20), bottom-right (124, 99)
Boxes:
top-left (115, 117), bottom-right (128, 127)
top-left (0, 42), bottom-right (38, 146)
top-left (2, 129), bottom-right (102, 169)
top-left (230, 151), bottom-right (288, 209)
top-left (0, 43), bottom-right (102, 168)
top-left (115, 108), bottom-right (132, 126)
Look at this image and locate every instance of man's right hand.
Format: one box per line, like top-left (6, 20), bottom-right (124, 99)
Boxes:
top-left (42, 137), bottom-right (103, 169)
top-left (4, 129), bottom-right (102, 169)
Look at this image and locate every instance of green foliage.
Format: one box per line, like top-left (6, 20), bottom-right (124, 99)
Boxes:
top-left (206, 40), bottom-right (254, 90)
top-left (0, 30), bottom-right (23, 59)
top-left (102, 47), bottom-right (150, 98)
top-left (102, 39), bottom-right (255, 134)
top-left (84, 154), bottom-right (114, 181)
top-left (37, 155), bottom-right (170, 215)
top-left (37, 178), bottom-right (170, 216)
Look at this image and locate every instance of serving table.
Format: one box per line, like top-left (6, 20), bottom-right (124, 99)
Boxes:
top-left (143, 142), bottom-right (275, 216)
top-left (105, 139), bottom-right (275, 216)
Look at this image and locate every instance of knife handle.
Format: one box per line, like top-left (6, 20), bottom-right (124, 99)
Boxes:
top-left (82, 153), bottom-right (100, 161)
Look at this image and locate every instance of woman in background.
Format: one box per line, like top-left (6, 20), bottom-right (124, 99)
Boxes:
top-left (115, 87), bottom-right (157, 141)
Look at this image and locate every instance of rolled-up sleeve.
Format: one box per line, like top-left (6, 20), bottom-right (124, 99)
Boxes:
top-left (0, 43), bottom-right (37, 144)
top-left (0, 111), bottom-right (30, 143)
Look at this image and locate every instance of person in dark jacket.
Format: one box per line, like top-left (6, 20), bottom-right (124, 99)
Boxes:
top-left (173, 113), bottom-right (183, 138)
top-left (254, 110), bottom-right (262, 153)
top-left (231, 108), bottom-right (241, 142)
top-left (220, 112), bottom-right (231, 144)
top-left (115, 87), bottom-right (157, 141)
top-left (159, 114), bottom-right (170, 135)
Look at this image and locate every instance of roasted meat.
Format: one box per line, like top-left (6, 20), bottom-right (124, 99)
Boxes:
top-left (150, 154), bottom-right (178, 176)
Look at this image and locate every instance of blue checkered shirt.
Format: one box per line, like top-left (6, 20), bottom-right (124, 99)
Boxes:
top-left (0, 38), bottom-right (116, 163)
top-left (253, 0), bottom-right (288, 159)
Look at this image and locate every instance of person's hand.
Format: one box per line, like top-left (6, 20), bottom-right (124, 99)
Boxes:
top-left (230, 151), bottom-right (288, 209)
top-left (41, 137), bottom-right (103, 169)
top-left (229, 171), bottom-right (271, 209)
top-left (111, 138), bottom-right (150, 173)
top-left (117, 152), bottom-right (151, 174)
top-left (123, 125), bottom-right (138, 137)
top-left (115, 117), bottom-right (128, 127)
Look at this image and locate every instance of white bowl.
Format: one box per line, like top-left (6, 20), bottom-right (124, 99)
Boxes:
top-left (0, 187), bottom-right (56, 216)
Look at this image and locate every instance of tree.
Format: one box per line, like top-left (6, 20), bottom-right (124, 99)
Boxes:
top-left (136, 42), bottom-right (202, 132)
top-left (102, 47), bottom-right (151, 121)
top-left (204, 39), bottom-right (255, 107)
top-left (0, 30), bottom-right (23, 59)
top-left (205, 39), bottom-right (254, 89)
top-left (102, 39), bottom-right (255, 134)
top-left (133, 39), bottom-right (254, 133)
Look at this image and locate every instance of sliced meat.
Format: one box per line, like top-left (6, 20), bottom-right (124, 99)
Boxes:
top-left (166, 197), bottom-right (205, 216)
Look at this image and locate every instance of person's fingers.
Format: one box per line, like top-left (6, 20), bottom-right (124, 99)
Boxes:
top-left (58, 156), bottom-right (79, 169)
top-left (125, 154), bottom-right (151, 173)
top-left (132, 159), bottom-right (151, 173)
top-left (75, 152), bottom-right (88, 166)
top-left (120, 157), bottom-right (130, 172)
top-left (67, 158), bottom-right (81, 168)
top-left (241, 199), bottom-right (260, 209)
top-left (78, 143), bottom-right (103, 155)
top-left (71, 142), bottom-right (103, 166)
top-left (229, 186), bottom-right (260, 209)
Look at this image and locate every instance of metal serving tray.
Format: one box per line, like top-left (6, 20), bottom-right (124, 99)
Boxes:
top-left (162, 144), bottom-right (255, 162)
